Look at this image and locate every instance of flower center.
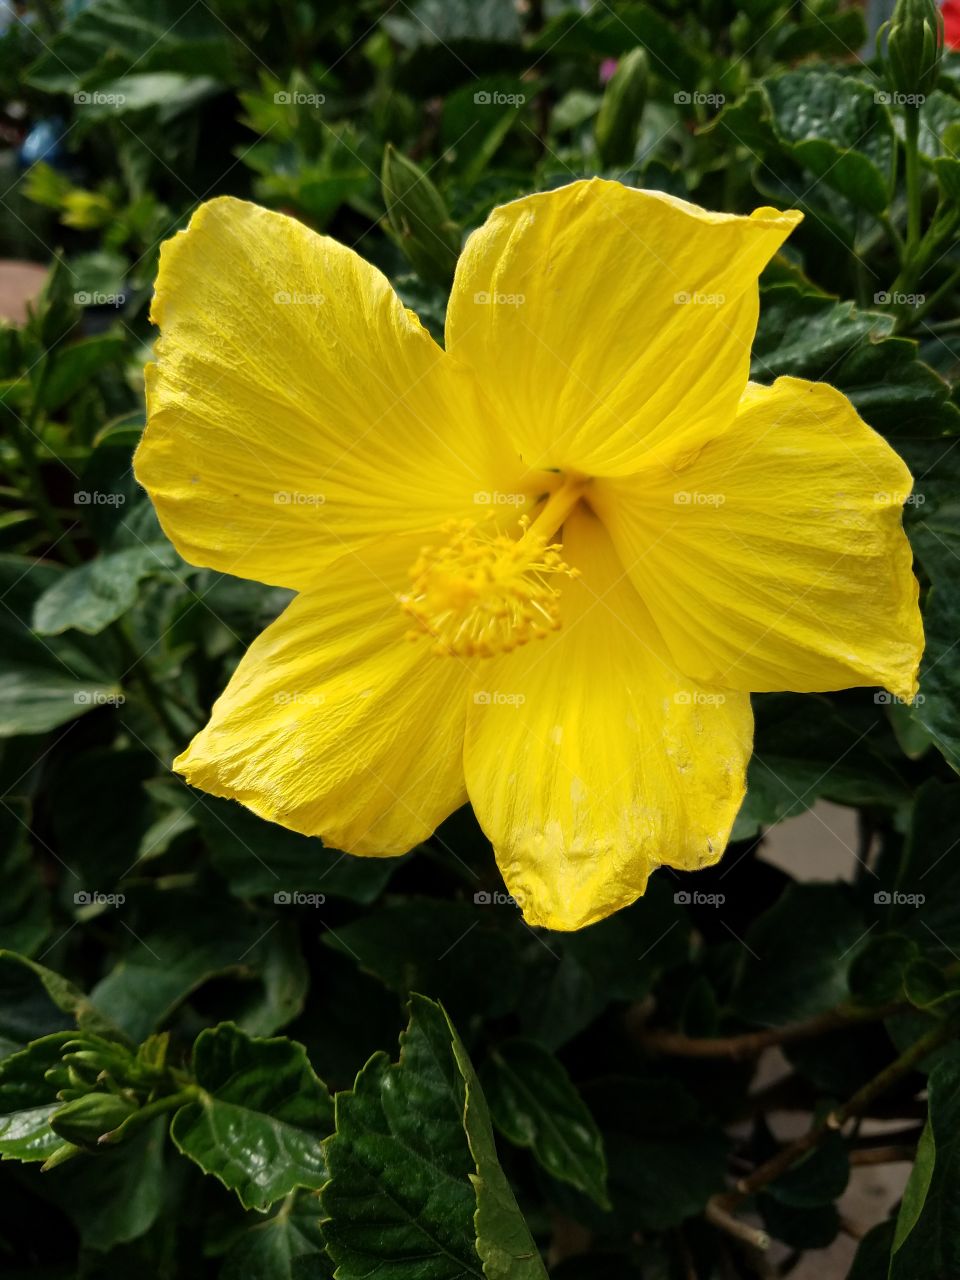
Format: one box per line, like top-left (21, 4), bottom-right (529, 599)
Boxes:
top-left (399, 475), bottom-right (589, 658)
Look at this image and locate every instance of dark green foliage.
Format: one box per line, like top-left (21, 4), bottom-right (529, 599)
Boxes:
top-left (1, 2), bottom-right (960, 1277)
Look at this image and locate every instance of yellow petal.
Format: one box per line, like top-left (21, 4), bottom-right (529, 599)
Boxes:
top-left (446, 179), bottom-right (800, 477)
top-left (464, 507), bottom-right (753, 931)
top-left (136, 197), bottom-right (519, 590)
top-left (175, 536), bottom-right (472, 853)
top-left (594, 377), bottom-right (923, 701)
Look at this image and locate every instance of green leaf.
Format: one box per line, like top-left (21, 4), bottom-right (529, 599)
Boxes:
top-left (766, 1130), bottom-right (849, 1208)
top-left (519, 880), bottom-right (691, 1048)
top-left (37, 333), bottom-right (126, 412)
top-left (0, 802), bottom-right (50, 957)
top-left (322, 995), bottom-right (545, 1279)
top-left (888, 781), bottom-right (960, 954)
top-left (322, 899), bottom-right (524, 1023)
top-left (0, 951), bottom-right (116, 1045)
top-left (171, 1022), bottom-right (333, 1211)
top-left (587, 1077), bottom-right (729, 1232)
top-left (482, 1040), bottom-right (608, 1208)
top-left (724, 69), bottom-right (895, 214)
top-left (0, 555), bottom-right (123, 736)
top-left (0, 1032), bottom-right (74, 1162)
top-left (452, 1024), bottom-right (547, 1280)
top-left (894, 440), bottom-right (960, 769)
top-left (43, 1118), bottom-right (167, 1249)
top-left (733, 693), bottom-right (910, 840)
top-left (918, 91), bottom-right (960, 201)
top-left (731, 884), bottom-right (868, 1024)
top-left (753, 284), bottom-right (960, 437)
top-left (32, 544), bottom-right (180, 636)
top-left (90, 891), bottom-right (307, 1041)
top-left (196, 795), bottom-right (402, 904)
top-left (890, 1054), bottom-right (960, 1279)
top-left (220, 1191), bottom-right (334, 1280)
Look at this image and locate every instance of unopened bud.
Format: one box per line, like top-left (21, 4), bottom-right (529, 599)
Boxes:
top-left (883, 0), bottom-right (943, 101)
top-left (381, 144), bottom-right (460, 287)
top-left (595, 47), bottom-right (648, 168)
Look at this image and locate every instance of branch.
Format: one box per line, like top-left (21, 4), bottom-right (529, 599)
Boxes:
top-left (632, 1000), bottom-right (906, 1061)
top-left (727, 1014), bottom-right (960, 1204)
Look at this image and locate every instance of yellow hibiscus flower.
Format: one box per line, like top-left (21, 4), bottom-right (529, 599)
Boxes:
top-left (134, 178), bottom-right (923, 931)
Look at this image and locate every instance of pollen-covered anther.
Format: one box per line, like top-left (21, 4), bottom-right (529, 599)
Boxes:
top-left (399, 516), bottom-right (579, 657)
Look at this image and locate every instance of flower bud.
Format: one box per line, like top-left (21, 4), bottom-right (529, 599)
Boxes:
top-left (884, 0), bottom-right (944, 101)
top-left (595, 47), bottom-right (648, 168)
top-left (50, 1092), bottom-right (139, 1148)
top-left (381, 144), bottom-right (461, 288)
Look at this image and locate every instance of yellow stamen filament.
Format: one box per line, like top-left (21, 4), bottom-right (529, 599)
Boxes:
top-left (399, 475), bottom-right (589, 658)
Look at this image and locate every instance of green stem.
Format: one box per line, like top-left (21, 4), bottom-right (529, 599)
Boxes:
top-left (896, 261), bottom-right (960, 332)
top-left (904, 104), bottom-right (922, 258)
top-left (111, 619), bottom-right (184, 750)
top-left (6, 355), bottom-right (82, 566)
top-left (99, 1086), bottom-right (199, 1145)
